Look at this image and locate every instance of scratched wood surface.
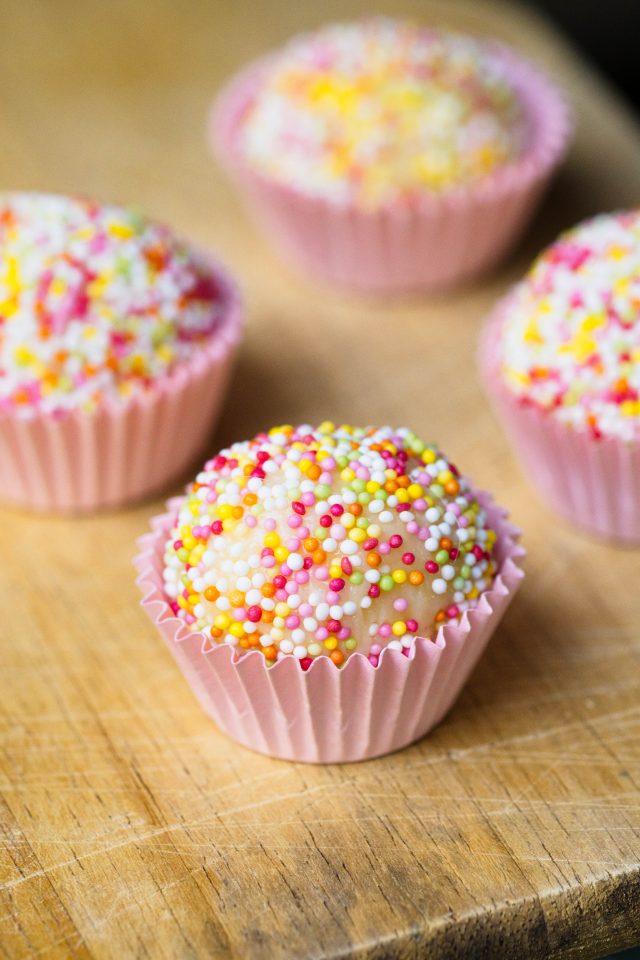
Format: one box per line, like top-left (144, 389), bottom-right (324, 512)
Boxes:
top-left (1, 0), bottom-right (639, 957)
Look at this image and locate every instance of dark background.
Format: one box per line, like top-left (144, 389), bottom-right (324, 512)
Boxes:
top-left (530, 0), bottom-right (639, 111)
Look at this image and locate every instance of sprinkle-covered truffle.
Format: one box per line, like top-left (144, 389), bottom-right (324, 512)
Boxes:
top-left (163, 424), bottom-right (497, 668)
top-left (498, 210), bottom-right (640, 441)
top-left (0, 193), bottom-right (225, 415)
top-left (239, 19), bottom-right (524, 210)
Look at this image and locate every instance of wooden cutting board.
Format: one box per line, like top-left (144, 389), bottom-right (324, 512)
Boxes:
top-left (1, 0), bottom-right (639, 957)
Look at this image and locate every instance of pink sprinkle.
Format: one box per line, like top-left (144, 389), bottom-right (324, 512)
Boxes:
top-left (301, 492), bottom-right (316, 506)
top-left (295, 570), bottom-right (309, 584)
top-left (262, 556), bottom-right (276, 568)
top-left (316, 566), bottom-right (329, 581)
top-left (264, 518), bottom-right (276, 531)
top-left (286, 537), bottom-right (301, 551)
top-left (406, 521), bottom-right (419, 535)
top-left (337, 628), bottom-right (350, 641)
top-left (393, 598), bottom-right (408, 612)
top-left (368, 655), bottom-right (379, 667)
top-left (379, 543), bottom-right (391, 555)
top-left (316, 627), bottom-right (329, 642)
top-left (245, 515), bottom-right (257, 528)
top-left (370, 644), bottom-right (382, 655)
top-left (298, 603), bottom-right (313, 617)
top-left (379, 624), bottom-right (392, 639)
top-left (287, 515), bottom-right (302, 528)
top-left (285, 615), bottom-right (300, 629)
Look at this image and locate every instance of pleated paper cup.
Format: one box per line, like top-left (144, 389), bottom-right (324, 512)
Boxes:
top-left (480, 299), bottom-right (640, 544)
top-left (209, 42), bottom-right (571, 295)
top-left (0, 258), bottom-right (243, 514)
top-left (135, 492), bottom-right (524, 764)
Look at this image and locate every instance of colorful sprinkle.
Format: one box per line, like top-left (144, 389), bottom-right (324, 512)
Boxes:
top-left (240, 19), bottom-right (524, 210)
top-left (499, 210), bottom-right (640, 441)
top-left (0, 193), bottom-right (225, 414)
top-left (163, 424), bottom-right (497, 666)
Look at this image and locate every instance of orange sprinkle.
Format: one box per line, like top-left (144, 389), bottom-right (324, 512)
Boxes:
top-left (367, 552), bottom-right (381, 567)
top-left (204, 586), bottom-right (220, 602)
top-left (409, 571), bottom-right (424, 585)
top-left (303, 537), bottom-right (319, 553)
top-left (262, 583), bottom-right (276, 598)
top-left (330, 650), bottom-right (345, 666)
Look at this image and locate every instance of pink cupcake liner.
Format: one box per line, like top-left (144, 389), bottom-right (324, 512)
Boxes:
top-left (480, 298), bottom-right (640, 544)
top-left (134, 492), bottom-right (524, 763)
top-left (209, 42), bottom-right (571, 294)
top-left (0, 258), bottom-right (243, 514)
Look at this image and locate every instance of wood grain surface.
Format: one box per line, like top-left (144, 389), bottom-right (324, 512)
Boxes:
top-left (1, 1), bottom-right (640, 957)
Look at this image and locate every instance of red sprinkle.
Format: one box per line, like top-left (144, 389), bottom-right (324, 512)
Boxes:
top-left (402, 552), bottom-right (415, 565)
top-left (329, 578), bottom-right (345, 592)
top-left (425, 560), bottom-right (439, 574)
top-left (368, 584), bottom-right (380, 598)
top-left (341, 557), bottom-right (353, 575)
top-left (389, 534), bottom-right (403, 548)
top-left (246, 605), bottom-right (262, 622)
top-left (319, 514), bottom-right (332, 528)
top-left (330, 504), bottom-right (344, 517)
top-left (292, 501), bottom-right (305, 515)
